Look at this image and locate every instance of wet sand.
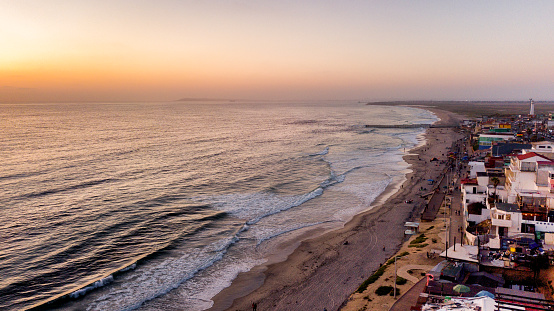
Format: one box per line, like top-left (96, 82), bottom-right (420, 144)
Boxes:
top-left (210, 107), bottom-right (465, 311)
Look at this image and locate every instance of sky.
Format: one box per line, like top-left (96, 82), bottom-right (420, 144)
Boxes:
top-left (1, 0), bottom-right (554, 103)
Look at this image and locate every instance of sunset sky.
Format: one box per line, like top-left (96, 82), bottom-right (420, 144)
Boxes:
top-left (1, 1), bottom-right (553, 103)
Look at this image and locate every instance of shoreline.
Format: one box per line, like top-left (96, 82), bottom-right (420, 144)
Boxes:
top-left (211, 107), bottom-right (465, 311)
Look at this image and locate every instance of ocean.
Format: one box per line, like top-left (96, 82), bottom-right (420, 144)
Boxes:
top-left (0, 101), bottom-right (437, 311)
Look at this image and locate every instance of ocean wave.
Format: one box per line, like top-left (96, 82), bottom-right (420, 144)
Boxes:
top-left (310, 146), bottom-right (329, 156)
top-left (19, 178), bottom-right (118, 199)
top-left (4, 103), bottom-right (440, 311)
top-left (85, 236), bottom-right (241, 311)
top-left (246, 187), bottom-right (324, 225)
top-left (255, 220), bottom-right (337, 245)
top-left (69, 275), bottom-right (114, 298)
top-left (27, 234), bottom-right (242, 311)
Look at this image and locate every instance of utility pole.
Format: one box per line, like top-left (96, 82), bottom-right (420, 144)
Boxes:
top-left (394, 256), bottom-right (398, 299)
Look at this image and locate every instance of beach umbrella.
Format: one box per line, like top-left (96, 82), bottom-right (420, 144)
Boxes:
top-left (427, 179), bottom-right (434, 182)
top-left (453, 284), bottom-right (470, 293)
top-left (475, 290), bottom-right (495, 298)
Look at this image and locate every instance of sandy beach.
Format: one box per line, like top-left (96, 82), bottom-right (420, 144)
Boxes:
top-left (210, 107), bottom-right (465, 311)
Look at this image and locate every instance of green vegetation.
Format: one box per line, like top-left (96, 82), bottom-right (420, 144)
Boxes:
top-left (385, 252), bottom-right (410, 265)
top-left (389, 288), bottom-right (401, 296)
top-left (409, 234), bottom-right (429, 248)
top-left (432, 238), bottom-right (437, 243)
top-left (356, 252), bottom-right (411, 293)
top-left (396, 276), bottom-right (407, 285)
top-left (427, 226), bottom-right (434, 230)
top-left (408, 243), bottom-right (429, 248)
top-left (375, 286), bottom-right (393, 296)
top-left (357, 265), bottom-right (387, 293)
top-left (410, 234), bottom-right (427, 245)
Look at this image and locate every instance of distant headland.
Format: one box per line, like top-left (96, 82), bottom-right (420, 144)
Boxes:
top-left (174, 98), bottom-right (236, 102)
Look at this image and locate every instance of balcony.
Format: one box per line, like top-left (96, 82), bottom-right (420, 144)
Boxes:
top-left (492, 218), bottom-right (512, 227)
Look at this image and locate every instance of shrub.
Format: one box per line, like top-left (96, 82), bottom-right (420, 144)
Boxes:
top-left (396, 277), bottom-right (407, 285)
top-left (410, 234), bottom-right (427, 245)
top-left (385, 252), bottom-right (410, 265)
top-left (427, 226), bottom-right (435, 230)
top-left (408, 243), bottom-right (429, 248)
top-left (375, 286), bottom-right (393, 296)
top-left (432, 238), bottom-right (437, 243)
top-left (356, 251), bottom-right (411, 293)
top-left (357, 265), bottom-right (387, 293)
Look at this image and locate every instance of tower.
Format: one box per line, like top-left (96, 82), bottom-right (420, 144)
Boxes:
top-left (529, 98), bottom-right (535, 116)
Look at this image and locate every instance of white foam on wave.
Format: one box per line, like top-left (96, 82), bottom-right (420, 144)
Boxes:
top-left (139, 242), bottom-right (265, 311)
top-left (331, 176), bottom-right (392, 221)
top-left (177, 106), bottom-right (433, 311)
top-left (120, 263), bottom-right (136, 272)
top-left (69, 275), bottom-right (114, 299)
top-left (195, 186), bottom-right (325, 226)
top-left (254, 221), bottom-right (335, 245)
top-left (85, 236), bottom-right (239, 311)
top-left (310, 146), bottom-right (329, 156)
top-left (105, 108), bottom-right (432, 311)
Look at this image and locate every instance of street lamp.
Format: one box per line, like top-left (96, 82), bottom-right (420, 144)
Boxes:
top-left (394, 256), bottom-right (398, 299)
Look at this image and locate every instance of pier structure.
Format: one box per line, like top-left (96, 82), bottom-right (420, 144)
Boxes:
top-left (364, 124), bottom-right (456, 129)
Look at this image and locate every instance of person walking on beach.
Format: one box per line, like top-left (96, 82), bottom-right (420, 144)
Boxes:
top-left (252, 302), bottom-right (257, 311)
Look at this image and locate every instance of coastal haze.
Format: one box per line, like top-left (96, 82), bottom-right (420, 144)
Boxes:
top-left (1, 1), bottom-right (554, 103)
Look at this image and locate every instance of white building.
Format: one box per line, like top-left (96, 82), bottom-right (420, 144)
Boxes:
top-left (462, 179), bottom-right (488, 226)
top-left (530, 141), bottom-right (554, 153)
top-left (490, 202), bottom-right (522, 237)
top-left (468, 161), bottom-right (486, 179)
top-left (504, 152), bottom-right (554, 205)
top-left (521, 141), bottom-right (554, 160)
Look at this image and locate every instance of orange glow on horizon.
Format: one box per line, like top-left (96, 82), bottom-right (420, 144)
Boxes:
top-left (1, 1), bottom-right (553, 102)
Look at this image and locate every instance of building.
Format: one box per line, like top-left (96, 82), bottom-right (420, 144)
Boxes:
top-left (478, 133), bottom-right (514, 150)
top-left (504, 152), bottom-right (554, 204)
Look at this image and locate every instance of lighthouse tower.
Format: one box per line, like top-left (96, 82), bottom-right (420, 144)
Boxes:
top-left (529, 98), bottom-right (535, 116)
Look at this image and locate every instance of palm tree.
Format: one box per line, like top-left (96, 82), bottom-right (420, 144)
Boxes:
top-left (490, 177), bottom-right (500, 202)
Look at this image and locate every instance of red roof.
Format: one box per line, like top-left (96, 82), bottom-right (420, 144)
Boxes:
top-left (461, 178), bottom-right (478, 185)
top-left (516, 152), bottom-right (550, 161)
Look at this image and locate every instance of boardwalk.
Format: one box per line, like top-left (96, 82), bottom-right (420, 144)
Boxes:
top-left (421, 174), bottom-right (447, 221)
